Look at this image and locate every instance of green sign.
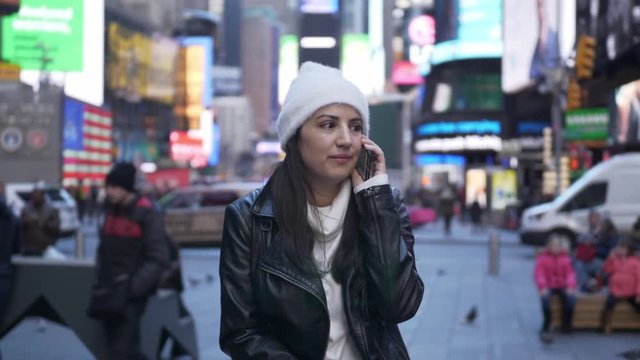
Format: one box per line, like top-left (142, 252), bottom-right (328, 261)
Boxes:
top-left (1, 0), bottom-right (83, 71)
top-left (564, 108), bottom-right (609, 141)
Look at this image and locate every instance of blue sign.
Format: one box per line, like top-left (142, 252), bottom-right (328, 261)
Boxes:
top-left (415, 154), bottom-right (466, 167)
top-left (517, 121), bottom-right (548, 135)
top-left (63, 98), bottom-right (84, 150)
top-left (416, 120), bottom-right (501, 136)
top-left (208, 123), bottom-right (220, 166)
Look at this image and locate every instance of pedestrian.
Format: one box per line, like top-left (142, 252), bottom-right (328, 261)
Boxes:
top-left (438, 182), bottom-right (456, 235)
top-left (20, 187), bottom-right (59, 256)
top-left (86, 183), bottom-right (99, 223)
top-left (218, 62), bottom-right (424, 359)
top-left (87, 162), bottom-right (169, 360)
top-left (0, 182), bottom-right (21, 360)
top-left (595, 218), bottom-right (619, 261)
top-left (534, 235), bottom-right (577, 343)
top-left (601, 240), bottom-right (640, 334)
top-left (469, 199), bottom-right (483, 233)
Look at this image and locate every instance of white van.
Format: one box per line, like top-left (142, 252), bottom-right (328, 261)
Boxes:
top-left (520, 153), bottom-right (640, 246)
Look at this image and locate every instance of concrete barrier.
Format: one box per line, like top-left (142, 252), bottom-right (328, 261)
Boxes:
top-left (0, 256), bottom-right (198, 359)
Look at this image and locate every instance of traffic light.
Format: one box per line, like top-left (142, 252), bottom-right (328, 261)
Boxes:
top-left (566, 78), bottom-right (582, 110)
top-left (576, 35), bottom-right (596, 80)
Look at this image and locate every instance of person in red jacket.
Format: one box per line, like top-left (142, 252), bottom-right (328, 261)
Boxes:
top-left (534, 235), bottom-right (577, 342)
top-left (601, 241), bottom-right (640, 334)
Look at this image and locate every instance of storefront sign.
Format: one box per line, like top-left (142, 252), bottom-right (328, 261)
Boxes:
top-left (1, 0), bottom-right (83, 71)
top-left (169, 131), bottom-right (207, 168)
top-left (564, 108), bottom-right (608, 142)
top-left (416, 120), bottom-right (501, 137)
top-left (414, 135), bottom-right (502, 152)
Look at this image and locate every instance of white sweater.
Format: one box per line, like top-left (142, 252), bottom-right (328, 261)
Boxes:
top-left (308, 175), bottom-right (388, 360)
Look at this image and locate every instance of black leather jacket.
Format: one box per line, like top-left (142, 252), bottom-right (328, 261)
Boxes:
top-left (219, 184), bottom-right (424, 359)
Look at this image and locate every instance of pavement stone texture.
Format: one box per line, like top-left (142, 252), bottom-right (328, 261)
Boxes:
top-left (1, 221), bottom-right (638, 359)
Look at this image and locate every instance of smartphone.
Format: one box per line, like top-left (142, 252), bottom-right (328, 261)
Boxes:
top-left (356, 149), bottom-right (374, 181)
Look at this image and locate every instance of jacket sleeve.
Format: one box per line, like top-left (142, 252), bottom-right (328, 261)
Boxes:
top-left (354, 185), bottom-right (424, 323)
top-left (533, 257), bottom-right (547, 291)
top-left (219, 203), bottom-right (297, 359)
top-left (129, 207), bottom-right (169, 299)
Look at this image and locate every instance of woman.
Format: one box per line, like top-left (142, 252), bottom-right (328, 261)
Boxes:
top-left (219, 62), bottom-right (424, 359)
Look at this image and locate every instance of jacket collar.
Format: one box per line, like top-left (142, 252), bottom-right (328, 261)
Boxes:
top-left (250, 185), bottom-right (275, 218)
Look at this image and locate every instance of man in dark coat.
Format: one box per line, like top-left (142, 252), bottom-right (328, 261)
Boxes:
top-left (20, 187), bottom-right (59, 256)
top-left (88, 162), bottom-right (169, 360)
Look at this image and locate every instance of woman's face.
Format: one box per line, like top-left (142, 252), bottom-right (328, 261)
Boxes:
top-left (298, 103), bottom-right (364, 188)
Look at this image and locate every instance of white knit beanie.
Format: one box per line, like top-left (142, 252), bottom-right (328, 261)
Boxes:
top-left (276, 61), bottom-right (369, 151)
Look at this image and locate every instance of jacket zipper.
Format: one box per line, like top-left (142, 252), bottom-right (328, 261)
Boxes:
top-left (260, 264), bottom-right (331, 357)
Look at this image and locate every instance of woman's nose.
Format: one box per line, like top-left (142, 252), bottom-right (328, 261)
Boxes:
top-left (335, 124), bottom-right (353, 146)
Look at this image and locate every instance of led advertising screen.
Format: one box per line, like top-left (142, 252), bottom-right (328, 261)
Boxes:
top-left (490, 169), bottom-right (517, 210)
top-left (465, 168), bottom-right (487, 209)
top-left (502, 0), bottom-right (576, 93)
top-left (19, 0), bottom-right (104, 106)
top-left (300, 0), bottom-right (338, 14)
top-left (612, 80), bottom-right (640, 145)
top-left (174, 36), bottom-right (213, 130)
top-left (430, 0), bottom-right (502, 65)
top-left (2, 0), bottom-right (83, 71)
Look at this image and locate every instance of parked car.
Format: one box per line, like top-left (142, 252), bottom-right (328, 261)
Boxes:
top-left (5, 182), bottom-right (81, 237)
top-left (159, 182), bottom-right (263, 246)
top-left (520, 153), bottom-right (640, 246)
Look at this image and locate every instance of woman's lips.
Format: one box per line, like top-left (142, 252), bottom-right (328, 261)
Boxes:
top-left (329, 155), bottom-right (352, 165)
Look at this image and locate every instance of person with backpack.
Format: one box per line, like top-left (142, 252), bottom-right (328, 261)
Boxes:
top-left (87, 162), bottom-right (169, 359)
top-left (218, 62), bottom-right (424, 359)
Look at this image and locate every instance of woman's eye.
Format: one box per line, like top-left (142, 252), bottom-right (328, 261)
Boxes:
top-left (320, 121), bottom-right (335, 129)
top-left (350, 124), bottom-right (363, 132)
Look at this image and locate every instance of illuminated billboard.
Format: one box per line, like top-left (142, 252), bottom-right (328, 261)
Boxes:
top-left (174, 37), bottom-right (213, 130)
top-left (611, 80), bottom-right (640, 145)
top-left (1, 0), bottom-right (84, 71)
top-left (502, 0), bottom-right (576, 93)
top-left (18, 0), bottom-right (104, 106)
top-left (430, 0), bottom-right (502, 65)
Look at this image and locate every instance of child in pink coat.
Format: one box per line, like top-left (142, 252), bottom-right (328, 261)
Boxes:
top-left (534, 235), bottom-right (577, 342)
top-left (601, 241), bottom-right (640, 333)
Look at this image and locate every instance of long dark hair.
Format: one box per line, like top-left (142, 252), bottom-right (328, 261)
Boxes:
top-left (267, 132), bottom-right (362, 281)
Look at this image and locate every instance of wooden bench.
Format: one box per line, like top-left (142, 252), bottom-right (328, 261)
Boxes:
top-left (551, 292), bottom-right (640, 331)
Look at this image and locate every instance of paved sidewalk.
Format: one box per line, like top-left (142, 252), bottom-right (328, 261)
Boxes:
top-left (413, 219), bottom-right (520, 246)
top-left (2, 224), bottom-right (639, 359)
